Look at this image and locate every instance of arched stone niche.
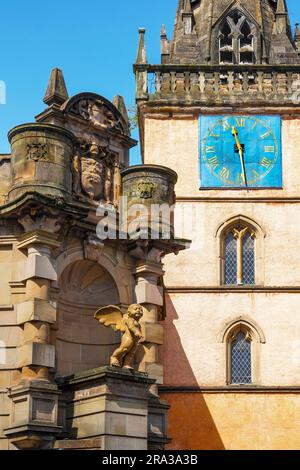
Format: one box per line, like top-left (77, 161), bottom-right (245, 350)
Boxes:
top-left (56, 260), bottom-right (120, 376)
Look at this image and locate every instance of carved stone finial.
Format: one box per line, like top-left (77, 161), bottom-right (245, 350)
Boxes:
top-left (94, 304), bottom-right (144, 370)
top-left (113, 95), bottom-right (130, 129)
top-left (295, 24), bottom-right (300, 54)
top-left (136, 28), bottom-right (147, 64)
top-left (43, 68), bottom-right (69, 106)
top-left (161, 24), bottom-right (167, 38)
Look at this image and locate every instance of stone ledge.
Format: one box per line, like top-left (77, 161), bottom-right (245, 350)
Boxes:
top-left (54, 437), bottom-right (103, 450)
top-left (16, 299), bottom-right (57, 325)
top-left (17, 343), bottom-right (55, 368)
top-left (56, 366), bottom-right (156, 387)
top-left (159, 385), bottom-right (300, 394)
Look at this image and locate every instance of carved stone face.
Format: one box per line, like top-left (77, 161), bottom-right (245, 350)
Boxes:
top-left (128, 304), bottom-right (143, 321)
top-left (81, 156), bottom-right (105, 200)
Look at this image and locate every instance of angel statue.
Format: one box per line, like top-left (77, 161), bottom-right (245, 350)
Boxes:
top-left (94, 304), bottom-right (144, 370)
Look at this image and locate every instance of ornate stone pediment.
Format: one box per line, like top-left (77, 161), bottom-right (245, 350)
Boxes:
top-left (62, 93), bottom-right (130, 136)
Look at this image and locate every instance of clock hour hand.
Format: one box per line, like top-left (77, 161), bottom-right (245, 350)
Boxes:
top-left (232, 126), bottom-right (248, 187)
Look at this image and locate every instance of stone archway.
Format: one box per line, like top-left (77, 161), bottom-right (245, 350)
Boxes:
top-left (56, 260), bottom-right (120, 376)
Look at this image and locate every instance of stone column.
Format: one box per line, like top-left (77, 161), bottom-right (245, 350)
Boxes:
top-left (4, 212), bottom-right (62, 449)
top-left (134, 261), bottom-right (164, 386)
top-left (17, 230), bottom-right (59, 381)
top-left (132, 248), bottom-right (170, 449)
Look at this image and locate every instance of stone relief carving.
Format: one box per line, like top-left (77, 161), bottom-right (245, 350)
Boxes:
top-left (26, 144), bottom-right (48, 162)
top-left (137, 181), bottom-right (156, 199)
top-left (84, 235), bottom-right (105, 262)
top-left (71, 141), bottom-right (121, 207)
top-left (128, 240), bottom-right (166, 263)
top-left (94, 304), bottom-right (144, 370)
top-left (18, 207), bottom-right (62, 233)
top-left (69, 98), bottom-right (125, 134)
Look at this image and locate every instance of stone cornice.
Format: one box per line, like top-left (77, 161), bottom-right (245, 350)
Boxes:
top-left (165, 286), bottom-right (300, 294)
top-left (175, 197), bottom-right (300, 203)
top-left (159, 386), bottom-right (300, 394)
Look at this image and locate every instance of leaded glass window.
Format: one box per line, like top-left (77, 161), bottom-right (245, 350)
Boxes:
top-left (223, 227), bottom-right (255, 286)
top-left (242, 232), bottom-right (255, 285)
top-left (225, 233), bottom-right (237, 285)
top-left (230, 331), bottom-right (252, 384)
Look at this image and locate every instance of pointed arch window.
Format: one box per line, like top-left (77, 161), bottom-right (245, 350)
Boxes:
top-left (229, 328), bottom-right (252, 384)
top-left (224, 226), bottom-right (255, 286)
top-left (218, 11), bottom-right (255, 64)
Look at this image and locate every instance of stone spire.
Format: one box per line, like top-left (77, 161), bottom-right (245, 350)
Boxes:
top-left (135, 28), bottom-right (147, 64)
top-left (43, 68), bottom-right (68, 106)
top-left (182, 0), bottom-right (194, 35)
top-left (294, 23), bottom-right (300, 55)
top-left (273, 0), bottom-right (288, 34)
top-left (161, 25), bottom-right (170, 64)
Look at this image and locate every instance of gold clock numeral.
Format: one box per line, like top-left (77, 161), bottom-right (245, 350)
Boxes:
top-left (222, 120), bottom-right (231, 131)
top-left (261, 130), bottom-right (272, 140)
top-left (210, 132), bottom-right (220, 139)
top-left (264, 146), bottom-right (275, 153)
top-left (260, 157), bottom-right (273, 169)
top-left (251, 121), bottom-right (258, 130)
top-left (236, 173), bottom-right (245, 185)
top-left (220, 167), bottom-right (230, 181)
top-left (252, 169), bottom-right (261, 179)
top-left (207, 156), bottom-right (220, 170)
top-left (235, 118), bottom-right (246, 127)
top-left (206, 145), bottom-right (216, 154)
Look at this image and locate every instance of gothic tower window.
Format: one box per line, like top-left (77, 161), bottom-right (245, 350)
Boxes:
top-left (239, 21), bottom-right (254, 64)
top-left (222, 319), bottom-right (266, 386)
top-left (218, 11), bottom-right (255, 64)
top-left (229, 328), bottom-right (252, 385)
top-left (217, 215), bottom-right (265, 287)
top-left (224, 227), bottom-right (256, 286)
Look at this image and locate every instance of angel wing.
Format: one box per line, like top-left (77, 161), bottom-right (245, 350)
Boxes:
top-left (94, 305), bottom-right (126, 333)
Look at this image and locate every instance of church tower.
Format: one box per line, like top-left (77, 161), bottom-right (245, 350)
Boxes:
top-left (135, 0), bottom-right (300, 449)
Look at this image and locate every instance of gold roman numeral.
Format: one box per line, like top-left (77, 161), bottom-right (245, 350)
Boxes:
top-left (235, 118), bottom-right (246, 127)
top-left (251, 121), bottom-right (258, 130)
top-left (210, 132), bottom-right (220, 140)
top-left (220, 167), bottom-right (230, 181)
top-left (236, 173), bottom-right (245, 185)
top-left (222, 119), bottom-right (231, 131)
top-left (252, 169), bottom-right (261, 179)
top-left (206, 145), bottom-right (216, 154)
top-left (264, 146), bottom-right (275, 153)
top-left (261, 130), bottom-right (272, 140)
top-left (207, 156), bottom-right (220, 170)
top-left (260, 157), bottom-right (273, 169)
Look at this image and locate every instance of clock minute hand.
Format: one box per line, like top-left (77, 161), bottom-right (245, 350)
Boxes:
top-left (232, 126), bottom-right (248, 187)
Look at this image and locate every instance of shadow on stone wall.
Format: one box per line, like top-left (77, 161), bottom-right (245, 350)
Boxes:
top-left (159, 295), bottom-right (225, 450)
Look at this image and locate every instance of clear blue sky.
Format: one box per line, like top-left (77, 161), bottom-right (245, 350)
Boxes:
top-left (0, 0), bottom-right (299, 164)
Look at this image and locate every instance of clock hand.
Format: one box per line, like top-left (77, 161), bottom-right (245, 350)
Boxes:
top-left (232, 126), bottom-right (248, 187)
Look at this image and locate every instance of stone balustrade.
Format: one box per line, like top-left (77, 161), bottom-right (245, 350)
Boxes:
top-left (135, 64), bottom-right (300, 105)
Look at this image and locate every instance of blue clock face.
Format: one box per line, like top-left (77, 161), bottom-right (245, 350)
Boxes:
top-left (199, 115), bottom-right (282, 188)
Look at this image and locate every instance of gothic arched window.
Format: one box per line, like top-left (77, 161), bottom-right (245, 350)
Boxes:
top-left (229, 328), bottom-right (252, 385)
top-left (224, 226), bottom-right (255, 286)
top-left (218, 11), bottom-right (255, 64)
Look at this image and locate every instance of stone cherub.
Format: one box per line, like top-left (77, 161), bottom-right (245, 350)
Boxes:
top-left (94, 304), bottom-right (144, 370)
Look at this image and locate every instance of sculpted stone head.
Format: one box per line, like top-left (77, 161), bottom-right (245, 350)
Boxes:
top-left (127, 304), bottom-right (143, 321)
top-left (80, 154), bottom-right (105, 200)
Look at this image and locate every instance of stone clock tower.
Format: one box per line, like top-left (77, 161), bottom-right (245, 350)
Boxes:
top-left (135, 0), bottom-right (300, 449)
